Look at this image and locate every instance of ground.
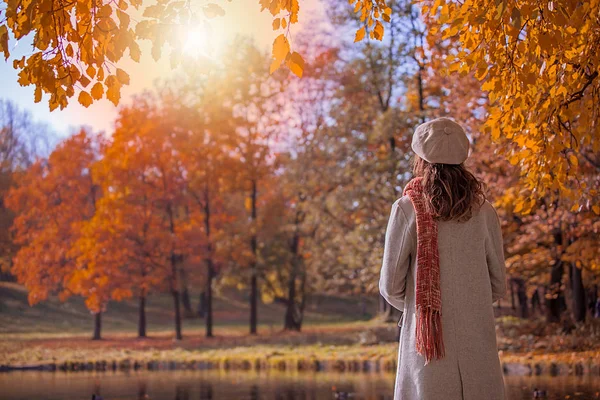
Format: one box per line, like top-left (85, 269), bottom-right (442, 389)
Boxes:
top-left (1, 282), bottom-right (600, 375)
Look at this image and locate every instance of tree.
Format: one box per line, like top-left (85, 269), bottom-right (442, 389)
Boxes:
top-left (0, 100), bottom-right (54, 281)
top-left (419, 0), bottom-right (600, 208)
top-left (6, 130), bottom-right (108, 339)
top-left (162, 75), bottom-right (237, 338)
top-left (0, 0), bottom-right (397, 109)
top-left (101, 95), bottom-right (195, 340)
top-left (75, 137), bottom-right (171, 338)
top-left (218, 38), bottom-right (286, 335)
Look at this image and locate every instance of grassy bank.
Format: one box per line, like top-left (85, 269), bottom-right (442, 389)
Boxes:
top-left (3, 342), bottom-right (600, 377)
top-left (3, 282), bottom-right (600, 376)
top-left (0, 282), bottom-right (376, 337)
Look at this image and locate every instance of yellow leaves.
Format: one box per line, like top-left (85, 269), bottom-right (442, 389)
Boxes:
top-left (98, 4), bottom-right (113, 18)
top-left (354, 27), bottom-right (366, 42)
top-left (567, 153), bottom-right (578, 167)
top-left (373, 21), bottom-right (384, 40)
top-left (270, 34), bottom-right (290, 74)
top-left (86, 65), bottom-right (96, 79)
top-left (105, 75), bottom-right (121, 106)
top-left (593, 205), bottom-right (600, 215)
top-left (116, 68), bottom-right (130, 85)
top-left (34, 86), bottom-right (42, 103)
top-left (382, 6), bottom-right (392, 22)
top-left (420, 0), bottom-right (600, 208)
top-left (91, 83), bottom-right (104, 100)
top-left (78, 91), bottom-right (93, 107)
top-left (129, 41), bottom-right (141, 62)
top-left (203, 3), bottom-right (225, 19)
top-left (273, 18), bottom-right (280, 30)
top-left (0, 25), bottom-right (9, 59)
top-left (290, 0), bottom-right (300, 23)
top-left (2, 0), bottom-right (146, 109)
top-left (143, 4), bottom-right (163, 18)
top-left (287, 51), bottom-right (304, 78)
top-left (116, 9), bottom-right (130, 29)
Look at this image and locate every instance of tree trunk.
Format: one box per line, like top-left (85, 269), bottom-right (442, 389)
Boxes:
top-left (92, 312), bottom-right (102, 340)
top-left (284, 268), bottom-right (298, 331)
top-left (546, 260), bottom-right (565, 323)
top-left (180, 276), bottom-right (193, 317)
top-left (204, 183), bottom-right (214, 338)
top-left (547, 227), bottom-right (566, 324)
top-left (250, 272), bottom-right (257, 334)
top-left (513, 278), bottom-right (529, 318)
top-left (571, 263), bottom-right (586, 323)
top-left (198, 291), bottom-right (206, 319)
top-left (531, 288), bottom-right (541, 315)
top-left (296, 269), bottom-right (307, 331)
top-left (510, 280), bottom-right (516, 311)
top-left (206, 263), bottom-right (214, 338)
top-left (170, 252), bottom-right (183, 340)
top-left (172, 288), bottom-right (183, 340)
top-left (249, 179), bottom-right (258, 335)
top-left (167, 204), bottom-right (183, 340)
top-left (138, 293), bottom-right (147, 338)
top-left (417, 63), bottom-right (425, 123)
top-left (285, 216), bottom-right (300, 331)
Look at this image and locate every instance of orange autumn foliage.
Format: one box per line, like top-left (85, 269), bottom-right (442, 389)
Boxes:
top-left (5, 130), bottom-right (111, 311)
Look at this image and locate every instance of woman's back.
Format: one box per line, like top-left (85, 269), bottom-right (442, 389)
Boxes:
top-left (382, 197), bottom-right (506, 400)
top-left (379, 117), bottom-right (507, 400)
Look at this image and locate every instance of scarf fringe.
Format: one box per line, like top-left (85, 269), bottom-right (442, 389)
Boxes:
top-left (415, 306), bottom-right (445, 365)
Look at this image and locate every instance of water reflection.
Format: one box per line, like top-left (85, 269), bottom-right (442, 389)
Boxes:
top-left (2, 371), bottom-right (600, 400)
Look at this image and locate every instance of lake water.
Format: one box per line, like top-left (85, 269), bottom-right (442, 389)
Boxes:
top-left (1, 371), bottom-right (599, 400)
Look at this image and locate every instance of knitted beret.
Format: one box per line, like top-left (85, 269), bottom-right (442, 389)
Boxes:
top-left (411, 117), bottom-right (470, 165)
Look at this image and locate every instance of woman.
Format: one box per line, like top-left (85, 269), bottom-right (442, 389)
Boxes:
top-left (379, 117), bottom-right (507, 400)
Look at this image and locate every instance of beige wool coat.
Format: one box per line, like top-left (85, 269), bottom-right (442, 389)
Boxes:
top-left (379, 196), bottom-right (507, 400)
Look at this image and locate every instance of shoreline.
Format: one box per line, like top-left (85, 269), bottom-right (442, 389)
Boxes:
top-left (2, 346), bottom-right (599, 377)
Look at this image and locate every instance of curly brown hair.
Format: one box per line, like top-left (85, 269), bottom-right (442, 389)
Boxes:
top-left (412, 156), bottom-right (486, 222)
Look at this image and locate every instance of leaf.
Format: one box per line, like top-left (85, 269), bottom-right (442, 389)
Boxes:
top-left (354, 27), bottom-right (366, 42)
top-left (129, 41), bottom-right (141, 62)
top-left (34, 86), bottom-right (42, 103)
top-left (116, 68), bottom-right (130, 85)
top-left (273, 18), bottom-right (280, 30)
top-left (106, 81), bottom-right (121, 106)
top-left (143, 4), bottom-right (163, 18)
top-left (513, 200), bottom-right (523, 213)
top-left (287, 51), bottom-right (304, 78)
top-left (91, 82), bottom-right (104, 100)
top-left (203, 3), bottom-right (226, 18)
top-left (86, 65), bottom-right (96, 79)
top-left (290, 0), bottom-right (299, 23)
top-left (270, 34), bottom-right (290, 74)
top-left (0, 25), bottom-right (9, 59)
top-left (373, 21), bottom-right (384, 40)
top-left (593, 205), bottom-right (600, 215)
top-left (568, 153), bottom-right (578, 167)
top-left (78, 91), bottom-right (93, 107)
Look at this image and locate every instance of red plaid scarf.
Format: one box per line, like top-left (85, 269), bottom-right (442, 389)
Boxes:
top-left (403, 177), bottom-right (445, 364)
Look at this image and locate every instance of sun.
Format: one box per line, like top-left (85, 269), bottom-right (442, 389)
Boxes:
top-left (182, 26), bottom-right (212, 59)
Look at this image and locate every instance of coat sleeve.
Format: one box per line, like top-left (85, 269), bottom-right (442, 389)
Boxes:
top-left (379, 200), bottom-right (414, 312)
top-left (485, 204), bottom-right (507, 303)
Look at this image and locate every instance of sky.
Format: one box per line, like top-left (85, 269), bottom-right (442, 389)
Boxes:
top-left (0, 1), bottom-right (320, 138)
